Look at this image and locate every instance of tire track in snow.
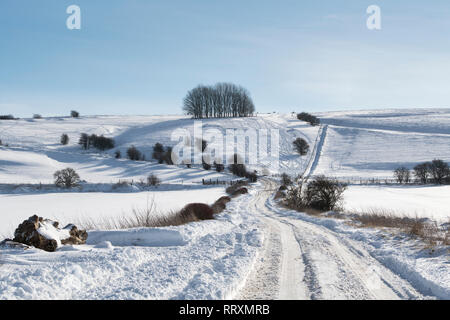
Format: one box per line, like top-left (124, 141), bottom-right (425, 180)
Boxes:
top-left (236, 179), bottom-right (425, 300)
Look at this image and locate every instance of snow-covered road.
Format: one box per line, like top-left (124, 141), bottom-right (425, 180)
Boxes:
top-left (237, 179), bottom-right (437, 300)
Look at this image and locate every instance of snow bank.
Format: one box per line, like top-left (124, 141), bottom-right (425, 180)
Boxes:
top-left (87, 228), bottom-right (186, 247)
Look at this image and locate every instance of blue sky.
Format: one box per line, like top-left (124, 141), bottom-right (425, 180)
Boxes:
top-left (1, 0), bottom-right (450, 117)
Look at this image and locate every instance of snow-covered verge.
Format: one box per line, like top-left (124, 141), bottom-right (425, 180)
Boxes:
top-left (0, 191), bottom-right (263, 300)
top-left (267, 196), bottom-right (450, 300)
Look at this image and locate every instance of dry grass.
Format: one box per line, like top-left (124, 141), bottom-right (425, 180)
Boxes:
top-left (76, 194), bottom-right (235, 231)
top-left (76, 198), bottom-right (203, 231)
top-left (274, 184), bottom-right (449, 247)
top-left (351, 209), bottom-right (448, 247)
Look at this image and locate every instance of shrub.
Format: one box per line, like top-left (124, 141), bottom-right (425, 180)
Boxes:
top-left (71, 110), bottom-right (80, 118)
top-left (228, 154), bottom-right (249, 177)
top-left (284, 183), bottom-right (307, 210)
top-left (60, 134), bottom-right (69, 145)
top-left (214, 162), bottom-right (224, 172)
top-left (152, 143), bottom-right (164, 163)
top-left (211, 196), bottom-right (231, 214)
top-left (246, 171), bottom-right (258, 183)
top-left (179, 203), bottom-right (214, 221)
top-left (226, 181), bottom-right (249, 195)
top-left (285, 176), bottom-right (347, 212)
top-left (293, 138), bottom-right (309, 156)
top-left (231, 188), bottom-right (248, 197)
top-left (127, 145), bottom-right (142, 161)
top-left (297, 112), bottom-right (320, 126)
top-left (163, 147), bottom-right (174, 165)
top-left (0, 115), bottom-right (15, 120)
top-left (91, 135), bottom-right (115, 151)
top-left (304, 176), bottom-right (347, 211)
top-left (54, 168), bottom-right (80, 188)
top-left (394, 167), bottom-right (411, 184)
top-left (79, 133), bottom-right (91, 150)
top-left (429, 159), bottom-right (449, 184)
top-left (147, 174), bottom-right (161, 187)
top-left (281, 173), bottom-right (292, 186)
top-left (414, 162), bottom-right (430, 184)
top-left (202, 162), bottom-right (212, 170)
top-left (114, 150), bottom-right (121, 159)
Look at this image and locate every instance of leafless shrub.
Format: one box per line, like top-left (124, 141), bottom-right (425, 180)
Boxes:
top-left (112, 180), bottom-right (130, 190)
top-left (147, 174), bottom-right (161, 187)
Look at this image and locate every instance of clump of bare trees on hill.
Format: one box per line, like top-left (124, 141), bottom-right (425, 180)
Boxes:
top-left (183, 83), bottom-right (255, 119)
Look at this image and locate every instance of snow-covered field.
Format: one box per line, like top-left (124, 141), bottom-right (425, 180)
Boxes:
top-left (0, 109), bottom-right (449, 300)
top-left (314, 108), bottom-right (450, 179)
top-left (0, 113), bottom-right (316, 236)
top-left (344, 185), bottom-right (450, 222)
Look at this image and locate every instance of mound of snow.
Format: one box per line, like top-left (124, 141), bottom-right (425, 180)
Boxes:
top-left (87, 228), bottom-right (186, 247)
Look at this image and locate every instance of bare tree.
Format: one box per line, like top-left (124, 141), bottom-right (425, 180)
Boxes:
top-left (429, 159), bottom-right (450, 184)
top-left (414, 162), bottom-right (430, 184)
top-left (183, 83), bottom-right (255, 119)
top-left (54, 168), bottom-right (80, 188)
top-left (394, 167), bottom-right (411, 184)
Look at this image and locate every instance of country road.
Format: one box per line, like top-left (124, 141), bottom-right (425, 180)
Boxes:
top-left (235, 179), bottom-right (425, 300)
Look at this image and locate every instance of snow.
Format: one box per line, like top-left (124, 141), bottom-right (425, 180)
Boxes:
top-left (266, 193), bottom-right (450, 300)
top-left (0, 110), bottom-right (449, 300)
top-left (0, 114), bottom-right (317, 184)
top-left (0, 191), bottom-right (264, 300)
top-left (313, 108), bottom-right (450, 179)
top-left (36, 220), bottom-right (71, 248)
top-left (344, 185), bottom-right (450, 222)
top-left (0, 187), bottom-right (226, 237)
